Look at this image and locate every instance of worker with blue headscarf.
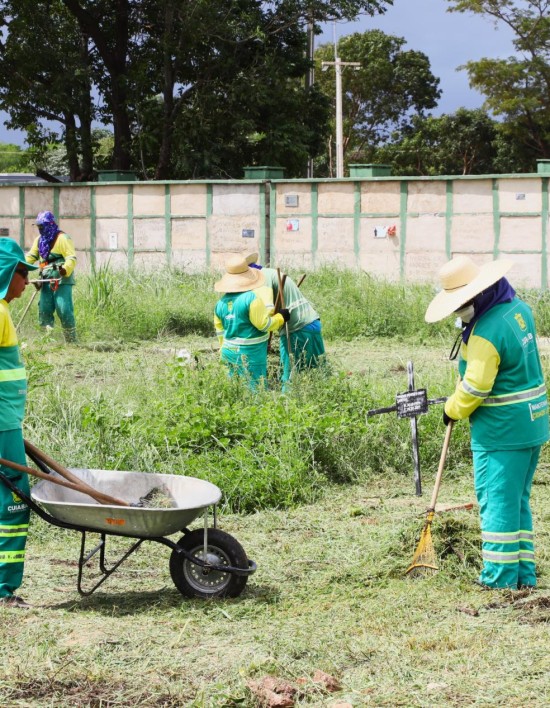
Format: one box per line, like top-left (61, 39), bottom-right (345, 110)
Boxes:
top-left (0, 238), bottom-right (39, 608)
top-left (26, 211), bottom-right (77, 342)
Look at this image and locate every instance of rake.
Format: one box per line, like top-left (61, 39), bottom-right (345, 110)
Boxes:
top-left (406, 421), bottom-right (453, 577)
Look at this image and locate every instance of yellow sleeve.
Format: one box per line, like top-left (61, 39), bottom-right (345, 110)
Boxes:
top-left (214, 313), bottom-right (224, 345)
top-left (249, 294), bottom-right (284, 332)
top-left (0, 301), bottom-right (17, 346)
top-left (445, 334), bottom-right (500, 420)
top-left (254, 285), bottom-right (275, 314)
top-left (56, 233), bottom-right (77, 276)
top-left (26, 237), bottom-right (40, 265)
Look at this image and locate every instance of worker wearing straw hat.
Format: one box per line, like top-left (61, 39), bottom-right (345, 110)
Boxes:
top-left (26, 211), bottom-right (77, 343)
top-left (214, 255), bottom-right (289, 389)
top-left (245, 253), bottom-right (325, 388)
top-left (426, 255), bottom-right (549, 589)
top-left (0, 238), bottom-right (39, 608)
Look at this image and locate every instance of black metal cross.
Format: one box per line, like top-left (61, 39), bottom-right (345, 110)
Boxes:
top-left (367, 361), bottom-right (446, 497)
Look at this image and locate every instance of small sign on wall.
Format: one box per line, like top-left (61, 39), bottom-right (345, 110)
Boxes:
top-left (286, 219), bottom-right (299, 232)
top-left (284, 194), bottom-right (299, 208)
top-left (242, 229), bottom-right (255, 239)
top-left (0, 228), bottom-right (9, 236)
top-left (109, 232), bottom-right (118, 249)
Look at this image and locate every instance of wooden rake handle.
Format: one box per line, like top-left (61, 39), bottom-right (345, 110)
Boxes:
top-left (23, 440), bottom-right (129, 507)
top-left (427, 421), bottom-right (453, 512)
top-left (276, 267), bottom-right (292, 353)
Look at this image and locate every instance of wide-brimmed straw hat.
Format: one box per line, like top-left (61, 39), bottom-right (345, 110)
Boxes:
top-left (425, 255), bottom-right (514, 323)
top-left (214, 254), bottom-right (265, 293)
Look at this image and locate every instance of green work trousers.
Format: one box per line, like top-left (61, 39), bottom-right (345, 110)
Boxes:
top-left (39, 283), bottom-right (77, 342)
top-left (0, 429), bottom-right (30, 598)
top-left (279, 322), bottom-right (326, 385)
top-left (473, 446), bottom-right (540, 589)
top-left (221, 341), bottom-right (268, 391)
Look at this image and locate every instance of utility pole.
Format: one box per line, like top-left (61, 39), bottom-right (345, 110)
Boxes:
top-left (321, 27), bottom-right (360, 179)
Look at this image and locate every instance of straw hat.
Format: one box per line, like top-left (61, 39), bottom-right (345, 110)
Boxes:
top-left (425, 255), bottom-right (514, 323)
top-left (244, 251), bottom-right (259, 265)
top-left (214, 254), bottom-right (265, 293)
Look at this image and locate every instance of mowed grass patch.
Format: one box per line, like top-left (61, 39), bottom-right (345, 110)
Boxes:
top-left (2, 470), bottom-right (549, 707)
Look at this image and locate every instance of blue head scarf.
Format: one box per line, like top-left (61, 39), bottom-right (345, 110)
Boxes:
top-left (462, 277), bottom-right (516, 343)
top-left (36, 211), bottom-right (60, 260)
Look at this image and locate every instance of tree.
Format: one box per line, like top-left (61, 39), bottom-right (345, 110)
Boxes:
top-left (374, 109), bottom-right (500, 176)
top-left (314, 30), bottom-right (440, 176)
top-left (446, 0), bottom-right (550, 160)
top-left (0, 0), bottom-right (96, 180)
top-left (0, 143), bottom-right (32, 173)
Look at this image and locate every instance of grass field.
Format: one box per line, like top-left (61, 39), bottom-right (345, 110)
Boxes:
top-left (1, 271), bottom-right (550, 707)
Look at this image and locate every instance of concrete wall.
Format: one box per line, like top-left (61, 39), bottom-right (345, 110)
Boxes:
top-left (1, 173), bottom-right (548, 288)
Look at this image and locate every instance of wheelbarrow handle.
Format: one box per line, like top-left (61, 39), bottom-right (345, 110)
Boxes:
top-left (24, 440), bottom-right (129, 507)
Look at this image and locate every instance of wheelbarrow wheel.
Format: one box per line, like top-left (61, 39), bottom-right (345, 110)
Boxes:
top-left (169, 528), bottom-right (249, 599)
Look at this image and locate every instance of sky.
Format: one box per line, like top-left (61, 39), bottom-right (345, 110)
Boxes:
top-left (320, 0), bottom-right (516, 115)
top-left (0, 0), bottom-right (517, 147)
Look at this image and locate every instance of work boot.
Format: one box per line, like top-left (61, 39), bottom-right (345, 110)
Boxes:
top-left (0, 595), bottom-right (31, 609)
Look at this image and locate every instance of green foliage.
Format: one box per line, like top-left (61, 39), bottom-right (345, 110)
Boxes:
top-left (0, 142), bottom-right (32, 172)
top-left (314, 30), bottom-right (441, 174)
top-left (446, 0), bottom-right (550, 163)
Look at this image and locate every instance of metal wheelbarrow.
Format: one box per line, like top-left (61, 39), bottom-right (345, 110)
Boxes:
top-left (0, 464), bottom-right (256, 600)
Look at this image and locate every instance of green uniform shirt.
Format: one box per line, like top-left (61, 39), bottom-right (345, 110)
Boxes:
top-left (447, 297), bottom-right (549, 451)
top-left (259, 268), bottom-right (319, 333)
top-left (0, 300), bottom-right (27, 431)
top-left (26, 232), bottom-right (77, 285)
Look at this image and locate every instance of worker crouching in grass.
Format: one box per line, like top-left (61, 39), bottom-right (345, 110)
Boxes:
top-left (0, 238), bottom-right (39, 608)
top-left (26, 211), bottom-right (77, 343)
top-left (246, 253), bottom-right (326, 389)
top-left (214, 255), bottom-right (289, 390)
top-left (426, 255), bottom-right (549, 590)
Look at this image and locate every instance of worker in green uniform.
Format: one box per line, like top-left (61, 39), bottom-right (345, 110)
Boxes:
top-left (26, 211), bottom-right (77, 342)
top-left (426, 255), bottom-right (549, 589)
top-left (214, 254), bottom-right (289, 390)
top-left (246, 253), bottom-right (325, 387)
top-left (0, 238), bottom-right (39, 608)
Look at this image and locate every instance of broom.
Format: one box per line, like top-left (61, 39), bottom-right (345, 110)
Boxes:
top-left (406, 421), bottom-right (453, 577)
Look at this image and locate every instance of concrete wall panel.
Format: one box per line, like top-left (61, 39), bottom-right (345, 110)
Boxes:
top-left (360, 251), bottom-right (401, 281)
top-left (24, 188), bottom-right (54, 218)
top-left (317, 217), bottom-right (354, 253)
top-left (208, 215), bottom-right (261, 253)
top-left (94, 250), bottom-right (127, 270)
top-left (275, 184), bottom-right (312, 213)
top-left (499, 216), bottom-right (541, 252)
top-left (498, 178), bottom-right (541, 213)
top-left (274, 216), bottom-right (312, 254)
top-left (451, 214), bottom-right (495, 253)
top-left (172, 249), bottom-right (208, 272)
top-left (171, 184), bottom-right (207, 215)
top-left (505, 254), bottom-right (540, 289)
top-left (407, 181), bottom-right (446, 214)
top-left (96, 219), bottom-right (128, 251)
top-left (318, 183), bottom-right (354, 214)
top-left (361, 181), bottom-right (401, 214)
top-left (134, 219), bottom-right (166, 251)
top-left (171, 218), bottom-right (207, 250)
top-left (133, 251), bottom-right (167, 270)
top-left (359, 217), bottom-right (400, 255)
top-left (212, 184), bottom-right (259, 215)
top-left (69, 219), bottom-right (92, 250)
top-left (133, 185), bottom-right (165, 216)
top-left (405, 250), bottom-right (450, 283)
top-left (95, 186), bottom-right (129, 216)
top-left (453, 179), bottom-right (492, 213)
top-left (59, 187), bottom-right (90, 216)
top-left (406, 213), bottom-right (446, 252)
top-left (0, 188), bottom-right (20, 216)
top-left (0, 218), bottom-right (22, 244)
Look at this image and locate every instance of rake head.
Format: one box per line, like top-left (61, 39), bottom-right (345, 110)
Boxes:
top-left (405, 513), bottom-right (438, 577)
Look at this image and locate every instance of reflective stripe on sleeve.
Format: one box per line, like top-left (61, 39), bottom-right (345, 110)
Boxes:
top-left (461, 379), bottom-right (491, 399)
